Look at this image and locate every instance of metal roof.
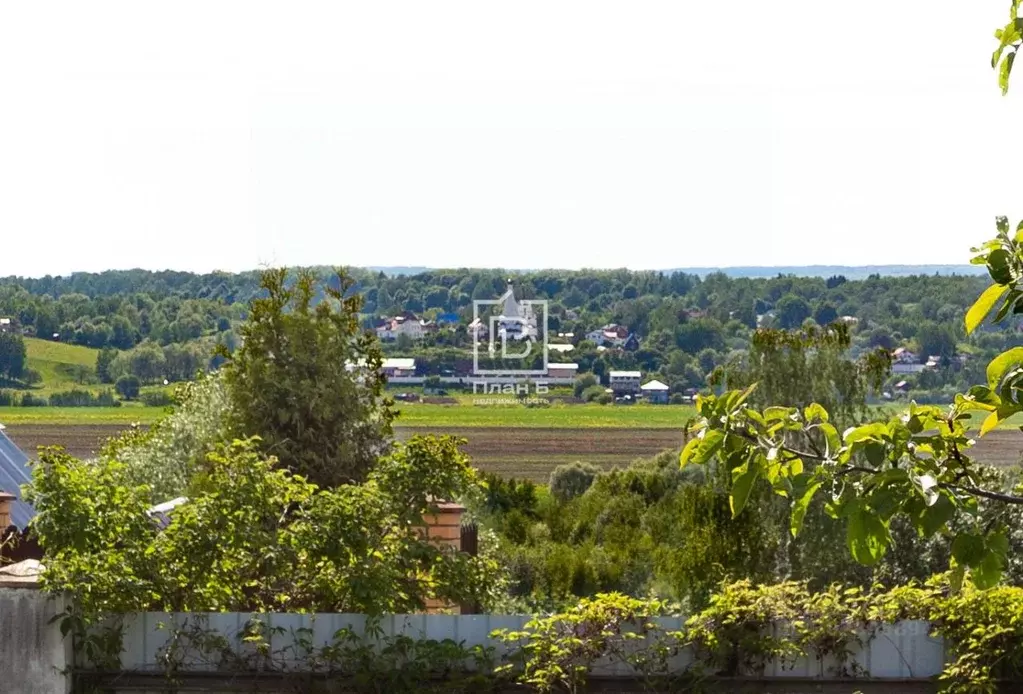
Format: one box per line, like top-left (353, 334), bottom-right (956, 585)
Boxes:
top-left (0, 424), bottom-right (36, 530)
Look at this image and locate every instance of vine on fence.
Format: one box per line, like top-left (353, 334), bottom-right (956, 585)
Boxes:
top-left (153, 614), bottom-right (500, 694)
top-left (68, 580), bottom-right (1023, 694)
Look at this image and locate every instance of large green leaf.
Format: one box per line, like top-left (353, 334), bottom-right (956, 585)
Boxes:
top-left (988, 248), bottom-right (1014, 284)
top-left (843, 422), bottom-right (889, 444)
top-left (986, 347), bottom-right (1023, 389)
top-left (965, 283), bottom-right (1009, 335)
top-left (846, 506), bottom-right (889, 566)
top-left (818, 422), bottom-right (841, 457)
top-left (790, 479), bottom-right (821, 537)
top-left (1001, 51), bottom-right (1017, 95)
top-left (730, 458), bottom-right (761, 518)
top-left (972, 532), bottom-right (1009, 589)
top-left (680, 429), bottom-right (724, 468)
top-left (916, 493), bottom-right (956, 536)
top-left (951, 532), bottom-right (986, 567)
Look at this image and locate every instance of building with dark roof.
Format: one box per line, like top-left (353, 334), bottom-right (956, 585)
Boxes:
top-left (0, 424), bottom-right (35, 531)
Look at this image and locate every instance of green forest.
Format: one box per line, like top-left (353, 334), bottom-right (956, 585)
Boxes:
top-left (0, 266), bottom-right (1011, 406)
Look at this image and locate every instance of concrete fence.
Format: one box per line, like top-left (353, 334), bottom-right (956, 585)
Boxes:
top-left (0, 560), bottom-right (953, 693)
top-left (105, 611), bottom-right (945, 680)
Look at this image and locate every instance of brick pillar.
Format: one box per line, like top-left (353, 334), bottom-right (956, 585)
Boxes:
top-left (422, 502), bottom-right (465, 613)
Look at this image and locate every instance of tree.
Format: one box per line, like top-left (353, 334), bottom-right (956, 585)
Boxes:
top-left (0, 331), bottom-right (26, 382)
top-left (128, 341), bottom-right (167, 383)
top-left (685, 217), bottom-right (1023, 590)
top-left (115, 375), bottom-right (141, 400)
top-left (96, 346), bottom-right (117, 384)
top-left (813, 302), bottom-right (838, 326)
top-left (917, 321), bottom-right (957, 361)
top-left (110, 315), bottom-right (135, 350)
top-left (719, 323), bottom-right (888, 428)
top-left (221, 268), bottom-right (396, 488)
top-left (775, 294), bottom-right (811, 329)
top-left (680, 12), bottom-right (1023, 590)
top-left (27, 435), bottom-right (498, 618)
top-left (550, 462), bottom-right (601, 503)
top-left (573, 373), bottom-right (598, 398)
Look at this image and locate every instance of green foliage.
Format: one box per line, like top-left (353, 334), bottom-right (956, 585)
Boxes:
top-left (79, 614), bottom-right (500, 694)
top-left (0, 330), bottom-right (27, 382)
top-left (494, 593), bottom-right (682, 693)
top-left (47, 388), bottom-right (120, 407)
top-left (549, 461), bottom-right (601, 503)
top-left (685, 581), bottom-right (874, 678)
top-left (101, 372), bottom-right (235, 501)
top-left (30, 434), bottom-right (498, 620)
top-left (719, 322), bottom-right (888, 428)
top-left (222, 268), bottom-right (396, 488)
top-left (992, 1), bottom-right (1023, 94)
top-left (114, 374), bottom-right (140, 400)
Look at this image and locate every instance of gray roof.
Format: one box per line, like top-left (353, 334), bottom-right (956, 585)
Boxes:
top-left (0, 425), bottom-right (35, 530)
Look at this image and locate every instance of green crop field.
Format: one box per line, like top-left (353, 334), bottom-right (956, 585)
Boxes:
top-left (393, 402), bottom-right (695, 428)
top-left (0, 406), bottom-right (162, 425)
top-left (3, 397), bottom-right (1023, 430)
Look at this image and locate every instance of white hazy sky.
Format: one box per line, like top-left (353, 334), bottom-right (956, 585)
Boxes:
top-left (1, 1), bottom-right (1020, 276)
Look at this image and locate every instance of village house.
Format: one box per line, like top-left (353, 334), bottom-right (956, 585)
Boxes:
top-left (0, 317), bottom-right (14, 333)
top-left (640, 379), bottom-right (670, 404)
top-left (585, 324), bottom-right (640, 350)
top-left (892, 347), bottom-right (918, 364)
top-left (585, 324), bottom-right (628, 347)
top-left (891, 347), bottom-right (928, 375)
top-left (608, 370), bottom-right (642, 395)
top-left (546, 363), bottom-right (579, 380)
top-left (375, 312), bottom-right (437, 342)
top-left (380, 358), bottom-right (417, 378)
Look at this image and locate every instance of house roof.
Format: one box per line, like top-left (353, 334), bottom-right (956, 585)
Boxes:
top-left (549, 343), bottom-right (574, 353)
top-left (382, 358), bottom-right (416, 370)
top-left (641, 379), bottom-right (670, 391)
top-left (0, 424), bottom-right (35, 530)
top-left (548, 363), bottom-right (579, 370)
top-left (609, 371), bottom-right (642, 379)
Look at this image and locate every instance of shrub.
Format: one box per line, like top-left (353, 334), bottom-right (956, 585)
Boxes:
top-left (580, 384), bottom-right (606, 403)
top-left (550, 462), bottom-right (602, 504)
top-left (115, 375), bottom-right (141, 400)
top-left (573, 373), bottom-right (598, 399)
top-left (140, 391), bottom-right (174, 408)
top-left (19, 393), bottom-right (46, 407)
top-left (48, 389), bottom-right (122, 407)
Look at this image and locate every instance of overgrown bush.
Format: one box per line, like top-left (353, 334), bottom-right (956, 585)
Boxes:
top-left (140, 390), bottom-right (174, 408)
top-left (28, 435), bottom-right (499, 622)
top-left (47, 388), bottom-right (121, 407)
top-left (496, 580), bottom-right (1023, 693)
top-left (549, 462), bottom-right (601, 503)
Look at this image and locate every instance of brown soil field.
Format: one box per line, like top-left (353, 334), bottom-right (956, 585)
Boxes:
top-left (7, 424), bottom-right (1023, 483)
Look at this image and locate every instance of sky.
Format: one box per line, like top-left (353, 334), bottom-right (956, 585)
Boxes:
top-left (0, 1), bottom-right (1020, 277)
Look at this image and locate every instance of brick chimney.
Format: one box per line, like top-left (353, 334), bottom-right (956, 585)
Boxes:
top-left (423, 501), bottom-right (465, 550)
top-left (422, 501), bottom-right (466, 614)
top-left (0, 492), bottom-right (15, 530)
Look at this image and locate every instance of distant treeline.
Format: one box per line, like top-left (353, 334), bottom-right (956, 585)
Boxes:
top-left (0, 267), bottom-right (1012, 398)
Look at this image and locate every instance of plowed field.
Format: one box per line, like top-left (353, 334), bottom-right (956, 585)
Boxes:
top-left (6, 425), bottom-right (1023, 483)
